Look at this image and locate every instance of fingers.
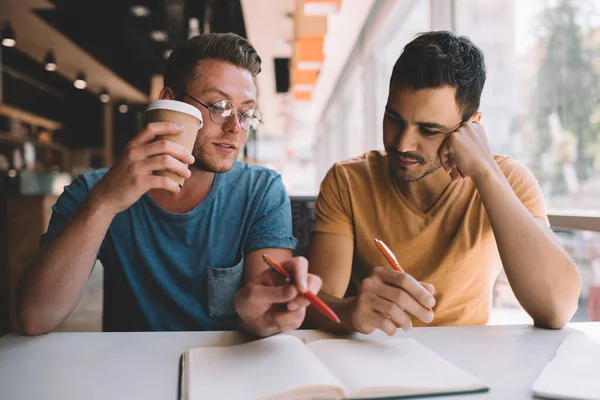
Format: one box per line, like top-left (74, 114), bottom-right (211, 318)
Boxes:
top-left (376, 268), bottom-right (436, 309)
top-left (268, 308), bottom-right (307, 332)
top-left (449, 167), bottom-right (460, 182)
top-left (376, 283), bottom-right (434, 324)
top-left (131, 139), bottom-right (195, 165)
top-left (438, 145), bottom-right (452, 173)
top-left (236, 279), bottom-right (299, 317)
top-left (352, 299), bottom-right (400, 336)
top-left (421, 282), bottom-right (435, 295)
top-left (306, 273), bottom-right (322, 294)
top-left (136, 155), bottom-right (192, 179)
top-left (135, 175), bottom-right (181, 194)
top-left (368, 294), bottom-right (414, 330)
top-left (254, 283), bottom-right (298, 307)
top-left (286, 274), bottom-right (322, 311)
top-left (282, 256), bottom-right (309, 293)
top-left (128, 122), bottom-right (185, 148)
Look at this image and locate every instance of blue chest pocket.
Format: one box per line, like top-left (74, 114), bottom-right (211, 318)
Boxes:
top-left (206, 257), bottom-right (245, 317)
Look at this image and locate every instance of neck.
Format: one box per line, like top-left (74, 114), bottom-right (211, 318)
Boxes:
top-left (149, 167), bottom-right (215, 213)
top-left (394, 167), bottom-right (452, 213)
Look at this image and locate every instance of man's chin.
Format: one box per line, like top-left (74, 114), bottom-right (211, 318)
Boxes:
top-left (395, 171), bottom-right (426, 182)
top-left (391, 164), bottom-right (439, 183)
top-left (193, 159), bottom-right (236, 174)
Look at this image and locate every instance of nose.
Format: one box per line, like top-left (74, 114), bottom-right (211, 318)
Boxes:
top-left (394, 126), bottom-right (419, 153)
top-left (222, 112), bottom-right (243, 134)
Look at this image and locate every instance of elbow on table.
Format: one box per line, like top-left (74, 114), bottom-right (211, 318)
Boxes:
top-left (532, 297), bottom-right (580, 330)
top-left (534, 316), bottom-right (568, 330)
top-left (534, 266), bottom-right (582, 329)
top-left (15, 302), bottom-right (54, 336)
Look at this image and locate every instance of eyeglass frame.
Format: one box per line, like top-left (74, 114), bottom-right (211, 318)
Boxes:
top-left (184, 92), bottom-right (263, 131)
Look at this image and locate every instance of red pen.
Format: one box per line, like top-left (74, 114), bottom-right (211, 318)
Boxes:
top-left (262, 254), bottom-right (340, 324)
top-left (374, 238), bottom-right (433, 312)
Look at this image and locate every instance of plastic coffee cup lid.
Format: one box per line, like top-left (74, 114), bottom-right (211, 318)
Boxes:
top-left (145, 100), bottom-right (203, 123)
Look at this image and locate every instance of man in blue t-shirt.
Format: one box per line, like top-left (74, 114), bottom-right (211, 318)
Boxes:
top-left (15, 33), bottom-right (322, 336)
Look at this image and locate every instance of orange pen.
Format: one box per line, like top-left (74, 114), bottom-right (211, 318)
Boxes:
top-left (374, 238), bottom-right (404, 272)
top-left (262, 254), bottom-right (340, 324)
top-left (374, 238), bottom-right (433, 312)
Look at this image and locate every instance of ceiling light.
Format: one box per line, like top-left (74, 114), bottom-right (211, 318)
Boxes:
top-left (303, 0), bottom-right (341, 16)
top-left (130, 5), bottom-right (151, 17)
top-left (118, 104), bottom-right (129, 114)
top-left (99, 88), bottom-right (110, 103)
top-left (150, 30), bottom-right (168, 42)
top-left (188, 18), bottom-right (200, 39)
top-left (74, 72), bottom-right (87, 89)
top-left (293, 84), bottom-right (314, 92)
top-left (297, 61), bottom-right (323, 71)
top-left (296, 37), bottom-right (324, 71)
top-left (1, 22), bottom-right (16, 47)
top-left (44, 50), bottom-right (57, 71)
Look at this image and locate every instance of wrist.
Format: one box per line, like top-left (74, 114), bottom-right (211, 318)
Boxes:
top-left (84, 189), bottom-right (119, 222)
top-left (471, 157), bottom-right (502, 183)
top-left (335, 297), bottom-right (359, 332)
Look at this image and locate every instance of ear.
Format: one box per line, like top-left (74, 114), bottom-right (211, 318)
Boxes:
top-left (470, 112), bottom-right (482, 123)
top-left (159, 87), bottom-right (175, 100)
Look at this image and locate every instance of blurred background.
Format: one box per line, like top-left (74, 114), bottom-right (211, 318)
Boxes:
top-left (0, 0), bottom-right (598, 333)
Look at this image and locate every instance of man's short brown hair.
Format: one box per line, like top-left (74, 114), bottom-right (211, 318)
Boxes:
top-left (164, 33), bottom-right (262, 97)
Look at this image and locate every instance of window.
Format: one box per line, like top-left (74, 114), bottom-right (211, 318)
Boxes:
top-left (456, 0), bottom-right (600, 322)
top-left (455, 0), bottom-right (600, 214)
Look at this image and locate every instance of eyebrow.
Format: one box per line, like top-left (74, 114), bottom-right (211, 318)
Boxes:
top-left (199, 88), bottom-right (256, 105)
top-left (385, 106), bottom-right (451, 132)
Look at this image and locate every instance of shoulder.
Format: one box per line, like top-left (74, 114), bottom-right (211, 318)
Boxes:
top-left (78, 168), bottom-right (109, 188)
top-left (494, 155), bottom-right (538, 183)
top-left (63, 168), bottom-right (109, 196)
top-left (326, 150), bottom-right (387, 182)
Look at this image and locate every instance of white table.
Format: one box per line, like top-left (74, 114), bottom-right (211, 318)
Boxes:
top-left (1, 323), bottom-right (599, 400)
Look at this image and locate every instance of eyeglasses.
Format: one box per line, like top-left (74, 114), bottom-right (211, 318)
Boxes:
top-left (185, 93), bottom-right (263, 132)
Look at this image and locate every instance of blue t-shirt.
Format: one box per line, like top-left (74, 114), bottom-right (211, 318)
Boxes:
top-left (42, 161), bottom-right (297, 331)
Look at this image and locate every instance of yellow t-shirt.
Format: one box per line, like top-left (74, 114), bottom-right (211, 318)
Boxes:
top-left (313, 150), bottom-right (548, 326)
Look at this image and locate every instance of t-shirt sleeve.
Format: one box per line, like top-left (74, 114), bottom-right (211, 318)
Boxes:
top-left (40, 174), bottom-right (104, 258)
top-left (312, 163), bottom-right (354, 239)
top-left (245, 174), bottom-right (297, 253)
top-left (498, 157), bottom-right (549, 225)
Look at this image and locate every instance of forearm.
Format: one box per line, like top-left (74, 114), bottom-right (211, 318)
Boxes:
top-left (305, 291), bottom-right (356, 333)
top-left (474, 165), bottom-right (580, 329)
top-left (16, 194), bottom-right (114, 335)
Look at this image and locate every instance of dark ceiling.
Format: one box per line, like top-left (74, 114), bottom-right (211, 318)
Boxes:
top-left (34, 0), bottom-right (247, 96)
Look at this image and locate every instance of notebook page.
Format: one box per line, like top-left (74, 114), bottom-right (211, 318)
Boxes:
top-left (186, 335), bottom-right (343, 400)
top-left (532, 334), bottom-right (600, 400)
top-left (307, 338), bottom-right (487, 398)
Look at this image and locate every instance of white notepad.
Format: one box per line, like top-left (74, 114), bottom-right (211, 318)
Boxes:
top-left (532, 334), bottom-right (600, 400)
top-left (180, 335), bottom-right (488, 400)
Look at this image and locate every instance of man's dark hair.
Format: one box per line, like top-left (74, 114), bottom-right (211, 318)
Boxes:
top-left (390, 31), bottom-right (486, 120)
top-left (164, 33), bottom-right (262, 97)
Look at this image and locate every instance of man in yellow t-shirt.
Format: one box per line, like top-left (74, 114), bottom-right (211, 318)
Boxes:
top-left (306, 31), bottom-right (581, 335)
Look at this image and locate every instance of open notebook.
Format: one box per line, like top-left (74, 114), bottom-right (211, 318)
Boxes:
top-left (180, 335), bottom-right (488, 400)
top-left (532, 334), bottom-right (600, 400)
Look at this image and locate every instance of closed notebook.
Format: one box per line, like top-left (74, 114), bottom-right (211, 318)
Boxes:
top-left (532, 334), bottom-right (600, 400)
top-left (180, 335), bottom-right (489, 400)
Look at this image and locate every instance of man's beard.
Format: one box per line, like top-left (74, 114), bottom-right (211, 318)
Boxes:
top-left (192, 144), bottom-right (239, 173)
top-left (386, 147), bottom-right (441, 183)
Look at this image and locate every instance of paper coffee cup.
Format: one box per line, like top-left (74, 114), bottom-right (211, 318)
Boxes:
top-left (145, 100), bottom-right (203, 187)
